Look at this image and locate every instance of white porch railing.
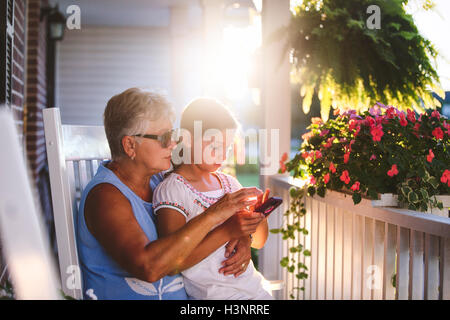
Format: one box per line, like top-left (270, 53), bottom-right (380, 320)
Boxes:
top-left (260, 175), bottom-right (450, 300)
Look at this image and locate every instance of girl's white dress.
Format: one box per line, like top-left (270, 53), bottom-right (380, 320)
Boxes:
top-left (153, 171), bottom-right (273, 300)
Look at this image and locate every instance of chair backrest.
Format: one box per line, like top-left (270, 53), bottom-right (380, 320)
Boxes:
top-left (43, 108), bottom-right (110, 299)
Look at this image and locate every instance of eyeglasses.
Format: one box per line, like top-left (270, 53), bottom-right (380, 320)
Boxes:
top-left (134, 129), bottom-right (183, 148)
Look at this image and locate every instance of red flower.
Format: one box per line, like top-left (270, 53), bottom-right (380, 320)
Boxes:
top-left (333, 108), bottom-right (341, 116)
top-left (426, 149), bottom-right (434, 163)
top-left (350, 181), bottom-right (360, 191)
top-left (279, 152), bottom-right (288, 173)
top-left (315, 150), bottom-right (322, 159)
top-left (309, 175), bottom-right (316, 185)
top-left (349, 119), bottom-right (357, 131)
top-left (329, 162), bottom-right (336, 173)
top-left (370, 124), bottom-right (384, 142)
top-left (431, 110), bottom-right (441, 120)
top-left (441, 170), bottom-right (450, 187)
top-left (344, 152), bottom-right (350, 164)
top-left (406, 109), bottom-right (416, 123)
top-left (386, 107), bottom-right (396, 119)
top-left (432, 127), bottom-right (444, 140)
top-left (340, 170), bottom-right (350, 184)
top-left (387, 164), bottom-right (399, 177)
top-left (324, 173), bottom-right (330, 184)
top-left (399, 113), bottom-right (408, 126)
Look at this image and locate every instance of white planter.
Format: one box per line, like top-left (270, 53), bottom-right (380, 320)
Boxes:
top-left (371, 193), bottom-right (398, 207)
top-left (372, 193), bottom-right (450, 218)
top-left (427, 195), bottom-right (450, 218)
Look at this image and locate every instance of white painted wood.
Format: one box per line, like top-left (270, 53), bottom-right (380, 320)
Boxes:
top-left (342, 209), bottom-right (353, 300)
top-left (304, 196), bottom-right (312, 300)
top-left (383, 223), bottom-right (396, 300)
top-left (266, 175), bottom-right (450, 300)
top-left (409, 230), bottom-right (424, 299)
top-left (317, 201), bottom-right (326, 299)
top-left (334, 207), bottom-right (343, 300)
top-left (325, 204), bottom-right (334, 300)
top-left (43, 108), bottom-right (112, 300)
top-left (373, 220), bottom-right (385, 300)
top-left (441, 237), bottom-right (450, 299)
top-left (0, 110), bottom-right (60, 300)
top-left (352, 214), bottom-right (362, 300)
top-left (424, 234), bottom-right (440, 300)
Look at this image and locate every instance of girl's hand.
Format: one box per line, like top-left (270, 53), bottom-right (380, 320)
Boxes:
top-left (219, 236), bottom-right (252, 277)
top-left (206, 187), bottom-right (262, 225)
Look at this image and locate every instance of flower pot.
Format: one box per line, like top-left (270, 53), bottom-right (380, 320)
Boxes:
top-left (426, 195), bottom-right (450, 218)
top-left (371, 193), bottom-right (398, 207)
top-left (371, 193), bottom-right (449, 218)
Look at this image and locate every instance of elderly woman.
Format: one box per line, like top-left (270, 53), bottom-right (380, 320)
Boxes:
top-left (76, 88), bottom-right (264, 300)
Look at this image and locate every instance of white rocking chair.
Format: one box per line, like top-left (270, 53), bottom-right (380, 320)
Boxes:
top-left (43, 108), bottom-right (110, 299)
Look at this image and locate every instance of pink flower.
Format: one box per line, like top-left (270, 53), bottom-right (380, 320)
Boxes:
top-left (387, 164), bottom-right (399, 177)
top-left (386, 107), bottom-right (396, 119)
top-left (407, 109), bottom-right (416, 123)
top-left (431, 110), bottom-right (441, 120)
top-left (309, 176), bottom-right (316, 185)
top-left (279, 152), bottom-right (288, 173)
top-left (311, 117), bottom-right (323, 125)
top-left (441, 170), bottom-right (450, 187)
top-left (329, 162), bottom-right (336, 174)
top-left (320, 129), bottom-right (330, 137)
top-left (315, 150), bottom-right (322, 159)
top-left (340, 170), bottom-right (350, 184)
top-left (349, 119), bottom-right (358, 131)
top-left (432, 127), bottom-right (444, 140)
top-left (426, 149), bottom-right (434, 163)
top-left (350, 181), bottom-right (360, 191)
top-left (324, 173), bottom-right (330, 184)
top-left (399, 113), bottom-right (408, 126)
top-left (365, 116), bottom-right (376, 128)
top-left (302, 131), bottom-right (314, 142)
top-left (370, 124), bottom-right (384, 142)
top-left (370, 154), bottom-right (376, 160)
top-left (344, 152), bottom-right (350, 164)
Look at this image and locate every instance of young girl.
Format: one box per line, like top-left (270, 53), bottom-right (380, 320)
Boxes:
top-left (153, 98), bottom-right (273, 300)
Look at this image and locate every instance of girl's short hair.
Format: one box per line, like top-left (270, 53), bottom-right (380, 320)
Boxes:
top-left (180, 97), bottom-right (239, 134)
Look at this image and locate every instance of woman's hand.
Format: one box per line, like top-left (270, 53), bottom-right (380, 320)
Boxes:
top-left (219, 236), bottom-right (252, 277)
top-left (206, 187), bottom-right (262, 225)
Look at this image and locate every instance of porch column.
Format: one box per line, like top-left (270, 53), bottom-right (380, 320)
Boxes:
top-left (258, 0), bottom-right (291, 286)
top-left (170, 5), bottom-right (203, 118)
top-left (200, 0), bottom-right (225, 98)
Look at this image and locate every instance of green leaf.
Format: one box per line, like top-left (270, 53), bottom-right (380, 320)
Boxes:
top-left (303, 249), bottom-right (311, 257)
top-left (408, 191), bottom-right (419, 203)
top-left (270, 228), bottom-right (280, 234)
top-left (352, 192), bottom-right (362, 205)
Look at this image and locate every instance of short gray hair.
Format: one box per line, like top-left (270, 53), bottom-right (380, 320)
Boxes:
top-left (103, 88), bottom-right (176, 160)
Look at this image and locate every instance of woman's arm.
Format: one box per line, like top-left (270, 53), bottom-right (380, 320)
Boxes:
top-left (84, 183), bottom-right (262, 283)
top-left (156, 208), bottom-right (264, 275)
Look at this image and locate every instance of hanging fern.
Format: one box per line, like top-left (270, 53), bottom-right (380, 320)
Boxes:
top-left (287, 0), bottom-right (444, 120)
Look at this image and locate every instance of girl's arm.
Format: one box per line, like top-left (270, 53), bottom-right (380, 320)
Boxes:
top-left (250, 218), bottom-right (269, 249)
top-left (156, 208), bottom-right (264, 275)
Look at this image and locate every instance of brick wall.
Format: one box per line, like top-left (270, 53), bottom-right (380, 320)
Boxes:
top-left (26, 0), bottom-right (48, 178)
top-left (10, 0), bottom-right (26, 143)
top-left (25, 0), bottom-right (56, 252)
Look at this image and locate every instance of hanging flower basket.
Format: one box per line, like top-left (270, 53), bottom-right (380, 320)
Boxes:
top-left (281, 104), bottom-right (450, 216)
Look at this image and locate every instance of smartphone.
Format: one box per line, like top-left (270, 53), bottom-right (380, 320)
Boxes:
top-left (254, 196), bottom-right (283, 217)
